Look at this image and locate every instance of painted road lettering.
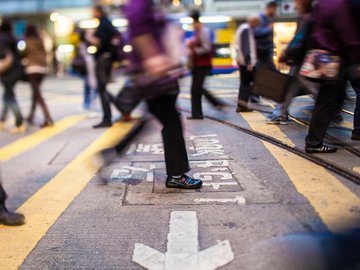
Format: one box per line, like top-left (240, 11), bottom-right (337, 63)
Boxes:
top-left (133, 211), bottom-right (234, 270)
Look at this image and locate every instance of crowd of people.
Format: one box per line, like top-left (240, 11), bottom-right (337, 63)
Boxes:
top-left (0, 0), bottom-right (359, 230)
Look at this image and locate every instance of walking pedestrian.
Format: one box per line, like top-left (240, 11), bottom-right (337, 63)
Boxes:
top-left (254, 0), bottom-right (278, 71)
top-left (235, 14), bottom-right (261, 113)
top-left (0, 20), bottom-right (24, 133)
top-left (88, 5), bottom-right (118, 128)
top-left (266, 0), bottom-right (315, 125)
top-left (24, 25), bottom-right (53, 128)
top-left (125, 0), bottom-right (203, 189)
top-left (0, 172), bottom-right (25, 226)
top-left (187, 10), bottom-right (225, 120)
top-left (78, 30), bottom-right (97, 111)
top-left (304, 0), bottom-right (360, 153)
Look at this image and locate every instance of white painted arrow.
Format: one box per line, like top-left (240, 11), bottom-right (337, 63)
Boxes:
top-left (133, 211), bottom-right (234, 270)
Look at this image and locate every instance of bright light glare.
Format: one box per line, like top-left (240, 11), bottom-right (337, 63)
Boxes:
top-left (194, 0), bottom-right (202, 6)
top-left (79, 19), bottom-right (99, 29)
top-left (172, 0), bottom-right (180, 6)
top-left (17, 40), bottom-right (26, 51)
top-left (57, 44), bottom-right (75, 54)
top-left (180, 16), bottom-right (232, 24)
top-left (112, 18), bottom-right (128, 28)
top-left (50, 12), bottom-right (60, 22)
top-left (87, 46), bottom-right (97, 54)
top-left (123, 45), bottom-right (133, 53)
top-left (55, 15), bottom-right (74, 37)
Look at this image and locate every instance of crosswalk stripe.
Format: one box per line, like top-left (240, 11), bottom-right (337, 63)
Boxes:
top-left (0, 115), bottom-right (86, 161)
top-left (0, 120), bottom-right (138, 269)
top-left (241, 111), bottom-right (360, 232)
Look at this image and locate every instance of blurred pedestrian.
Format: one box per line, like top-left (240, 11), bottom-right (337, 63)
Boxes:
top-left (78, 30), bottom-right (97, 111)
top-left (304, 0), bottom-right (360, 153)
top-left (235, 14), bottom-right (261, 113)
top-left (87, 5), bottom-right (118, 128)
top-left (254, 0), bottom-right (278, 71)
top-left (187, 10), bottom-right (225, 120)
top-left (0, 20), bottom-right (25, 133)
top-left (267, 0), bottom-right (315, 125)
top-left (125, 0), bottom-right (203, 189)
top-left (0, 172), bottom-right (25, 226)
top-left (24, 25), bottom-right (53, 128)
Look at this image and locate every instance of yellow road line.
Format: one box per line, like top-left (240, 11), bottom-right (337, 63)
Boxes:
top-left (241, 111), bottom-right (295, 147)
top-left (354, 167), bottom-right (360, 174)
top-left (241, 111), bottom-right (360, 232)
top-left (0, 115), bottom-right (86, 161)
top-left (0, 120), bottom-right (137, 269)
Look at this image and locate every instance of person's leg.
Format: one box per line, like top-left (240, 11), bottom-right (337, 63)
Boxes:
top-left (146, 87), bottom-right (202, 189)
top-left (4, 82), bottom-right (23, 127)
top-left (351, 76), bottom-right (360, 137)
top-left (147, 94), bottom-right (189, 175)
top-left (29, 74), bottom-right (53, 126)
top-left (27, 74), bottom-right (37, 124)
top-left (1, 90), bottom-right (9, 123)
top-left (237, 66), bottom-right (253, 111)
top-left (0, 180), bottom-right (7, 212)
top-left (305, 78), bottom-right (345, 152)
top-left (0, 179), bottom-right (25, 226)
top-left (94, 57), bottom-right (112, 127)
top-left (84, 78), bottom-right (91, 109)
top-left (190, 68), bottom-right (204, 118)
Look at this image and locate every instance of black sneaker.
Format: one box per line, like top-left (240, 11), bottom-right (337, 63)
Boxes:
top-left (0, 210), bottom-right (25, 226)
top-left (351, 132), bottom-right (360, 141)
top-left (166, 175), bottom-right (203, 189)
top-left (305, 144), bottom-right (337, 154)
top-left (93, 121), bottom-right (112, 129)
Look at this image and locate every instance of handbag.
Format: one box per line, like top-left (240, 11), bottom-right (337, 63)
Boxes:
top-left (299, 49), bottom-right (341, 81)
top-left (115, 79), bottom-right (143, 115)
top-left (253, 68), bottom-right (294, 103)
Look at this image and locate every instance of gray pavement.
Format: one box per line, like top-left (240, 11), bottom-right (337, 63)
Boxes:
top-left (0, 74), bottom-right (359, 270)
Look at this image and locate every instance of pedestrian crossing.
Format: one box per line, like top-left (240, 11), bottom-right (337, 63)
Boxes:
top-left (0, 115), bottom-right (86, 161)
top-left (0, 120), bottom-right (138, 269)
top-left (0, 97), bottom-right (359, 268)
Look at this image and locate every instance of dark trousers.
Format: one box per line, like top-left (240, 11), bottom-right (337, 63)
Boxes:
top-left (351, 76), bottom-right (360, 134)
top-left (147, 93), bottom-right (190, 176)
top-left (190, 67), bottom-right (221, 117)
top-left (96, 54), bottom-right (113, 122)
top-left (305, 77), bottom-right (347, 147)
top-left (238, 65), bottom-right (254, 103)
top-left (27, 73), bottom-right (52, 122)
top-left (1, 81), bottom-right (23, 127)
top-left (256, 50), bottom-right (276, 70)
top-left (0, 180), bottom-right (7, 211)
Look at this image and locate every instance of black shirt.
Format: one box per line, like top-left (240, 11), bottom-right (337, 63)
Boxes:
top-left (94, 16), bottom-right (117, 58)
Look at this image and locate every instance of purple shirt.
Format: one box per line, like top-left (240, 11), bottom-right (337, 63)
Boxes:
top-left (124, 0), bottom-right (165, 69)
top-left (312, 0), bottom-right (360, 63)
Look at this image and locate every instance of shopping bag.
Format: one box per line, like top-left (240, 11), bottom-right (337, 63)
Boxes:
top-left (253, 68), bottom-right (294, 103)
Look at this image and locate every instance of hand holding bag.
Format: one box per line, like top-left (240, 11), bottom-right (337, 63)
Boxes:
top-left (299, 49), bottom-right (341, 81)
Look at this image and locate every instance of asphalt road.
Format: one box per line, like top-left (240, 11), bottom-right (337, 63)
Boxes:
top-left (0, 74), bottom-right (359, 270)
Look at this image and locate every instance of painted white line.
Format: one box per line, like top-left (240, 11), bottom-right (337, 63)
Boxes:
top-left (202, 182), bottom-right (238, 190)
top-left (133, 211), bottom-right (234, 270)
top-left (193, 196), bottom-right (246, 205)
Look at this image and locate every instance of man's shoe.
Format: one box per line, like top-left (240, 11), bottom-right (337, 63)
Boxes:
top-left (93, 121), bottom-right (112, 129)
top-left (166, 175), bottom-right (203, 189)
top-left (0, 210), bottom-right (25, 226)
top-left (305, 144), bottom-right (337, 154)
top-left (187, 116), bottom-right (204, 120)
top-left (351, 132), bottom-right (360, 140)
top-left (266, 115), bottom-right (289, 125)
